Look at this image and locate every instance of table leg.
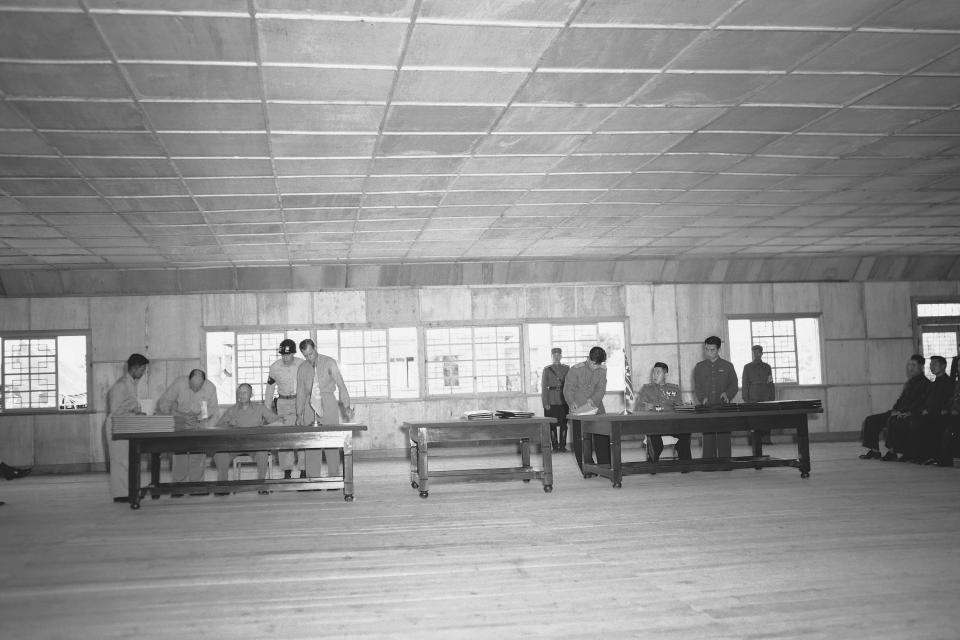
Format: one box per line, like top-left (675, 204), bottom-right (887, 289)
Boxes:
top-left (521, 437), bottom-right (531, 482)
top-left (611, 423), bottom-right (622, 488)
top-left (127, 441), bottom-right (141, 509)
top-left (540, 422), bottom-right (553, 493)
top-left (417, 428), bottom-right (429, 498)
top-left (409, 437), bottom-right (419, 489)
top-left (343, 436), bottom-right (355, 501)
top-left (571, 418), bottom-right (583, 472)
top-left (581, 424), bottom-right (595, 478)
top-left (797, 415), bottom-right (811, 478)
top-left (150, 453), bottom-right (161, 499)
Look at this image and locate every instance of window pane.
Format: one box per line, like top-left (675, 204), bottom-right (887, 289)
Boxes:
top-left (917, 303), bottom-right (960, 317)
top-left (921, 331), bottom-right (957, 380)
top-left (389, 327), bottom-right (419, 399)
top-left (795, 317), bottom-right (822, 385)
top-left (57, 335), bottom-right (87, 410)
top-left (206, 331), bottom-right (238, 404)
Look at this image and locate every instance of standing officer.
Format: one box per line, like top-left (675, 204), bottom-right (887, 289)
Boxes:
top-left (541, 347), bottom-right (569, 452)
top-left (693, 336), bottom-right (739, 459)
top-left (742, 344), bottom-right (775, 445)
top-left (265, 339), bottom-right (305, 479)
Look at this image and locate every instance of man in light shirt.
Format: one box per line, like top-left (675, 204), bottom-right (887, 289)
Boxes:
top-left (295, 339), bottom-right (352, 478)
top-left (104, 353), bottom-right (149, 503)
top-left (157, 368), bottom-right (218, 494)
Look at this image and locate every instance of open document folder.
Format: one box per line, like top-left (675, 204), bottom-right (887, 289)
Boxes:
top-left (570, 405), bottom-right (599, 416)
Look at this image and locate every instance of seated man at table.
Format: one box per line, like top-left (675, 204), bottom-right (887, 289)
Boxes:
top-left (634, 362), bottom-right (690, 461)
top-left (213, 383), bottom-right (280, 494)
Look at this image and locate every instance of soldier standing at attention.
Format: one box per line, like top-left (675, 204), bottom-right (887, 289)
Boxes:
top-left (541, 347), bottom-right (569, 452)
top-left (265, 339), bottom-right (305, 479)
top-left (742, 344), bottom-right (775, 445)
top-left (693, 336), bottom-right (739, 460)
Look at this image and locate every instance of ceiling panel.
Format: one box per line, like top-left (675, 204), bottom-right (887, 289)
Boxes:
top-left (0, 0), bottom-right (958, 274)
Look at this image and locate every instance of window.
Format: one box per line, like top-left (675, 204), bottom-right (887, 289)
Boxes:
top-left (0, 333), bottom-right (89, 412)
top-left (206, 330), bottom-right (309, 404)
top-left (728, 317), bottom-right (822, 385)
top-left (527, 321), bottom-right (626, 394)
top-left (915, 300), bottom-right (959, 379)
top-left (425, 326), bottom-right (521, 395)
top-left (317, 327), bottom-right (419, 399)
top-left (205, 327), bottom-right (418, 403)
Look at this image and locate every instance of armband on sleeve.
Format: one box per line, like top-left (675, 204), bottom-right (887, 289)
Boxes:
top-left (266, 376), bottom-right (276, 385)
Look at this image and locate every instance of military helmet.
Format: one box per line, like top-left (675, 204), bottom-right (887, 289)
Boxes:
top-left (279, 338), bottom-right (297, 354)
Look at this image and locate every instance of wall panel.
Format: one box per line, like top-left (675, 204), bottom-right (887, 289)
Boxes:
top-left (820, 283), bottom-right (865, 340)
top-left (865, 282), bottom-right (912, 339)
top-left (145, 295), bottom-right (201, 359)
top-left (30, 297), bottom-right (89, 330)
top-left (0, 298), bottom-right (29, 330)
top-left (420, 287), bottom-right (471, 322)
top-left (90, 297), bottom-right (148, 361)
top-left (367, 289), bottom-right (419, 324)
top-left (314, 291), bottom-right (365, 325)
top-left (675, 284), bottom-right (724, 343)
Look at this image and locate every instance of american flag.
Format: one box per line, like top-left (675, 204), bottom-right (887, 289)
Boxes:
top-left (623, 350), bottom-right (635, 410)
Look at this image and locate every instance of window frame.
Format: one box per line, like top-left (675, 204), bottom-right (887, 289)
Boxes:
top-left (0, 330), bottom-right (92, 415)
top-left (203, 325), bottom-right (421, 404)
top-left (726, 314), bottom-right (824, 387)
top-left (912, 296), bottom-right (960, 379)
top-left (424, 322), bottom-right (524, 397)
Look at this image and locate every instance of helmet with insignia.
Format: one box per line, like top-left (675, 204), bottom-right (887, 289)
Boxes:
top-left (279, 339), bottom-right (297, 354)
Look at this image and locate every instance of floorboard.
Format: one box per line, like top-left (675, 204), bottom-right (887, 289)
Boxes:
top-left (1, 442), bottom-right (959, 639)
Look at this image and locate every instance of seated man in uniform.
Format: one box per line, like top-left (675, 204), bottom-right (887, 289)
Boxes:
top-left (213, 383), bottom-right (280, 495)
top-left (634, 362), bottom-right (690, 461)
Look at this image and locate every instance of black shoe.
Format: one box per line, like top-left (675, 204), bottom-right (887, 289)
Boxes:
top-left (299, 470), bottom-right (307, 478)
top-left (214, 492), bottom-right (230, 497)
top-left (113, 496), bottom-right (130, 503)
top-left (171, 493), bottom-right (184, 498)
top-left (284, 470), bottom-right (292, 479)
top-left (898, 455), bottom-right (911, 463)
top-left (190, 492), bottom-right (210, 497)
top-left (0, 462), bottom-right (32, 480)
top-left (257, 490), bottom-right (271, 495)
top-left (881, 451), bottom-right (898, 461)
top-left (859, 450), bottom-right (882, 460)
top-left (923, 458), bottom-right (938, 466)
top-left (936, 460), bottom-right (954, 467)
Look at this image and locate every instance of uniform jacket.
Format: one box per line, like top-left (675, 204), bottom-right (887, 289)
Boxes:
top-left (541, 363), bottom-right (569, 408)
top-left (741, 360), bottom-right (775, 402)
top-left (693, 357), bottom-right (739, 406)
top-left (635, 382), bottom-right (681, 411)
top-left (563, 361), bottom-right (607, 413)
top-left (891, 373), bottom-right (930, 415)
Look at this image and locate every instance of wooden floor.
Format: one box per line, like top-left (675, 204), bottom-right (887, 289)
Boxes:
top-left (1, 442), bottom-right (959, 639)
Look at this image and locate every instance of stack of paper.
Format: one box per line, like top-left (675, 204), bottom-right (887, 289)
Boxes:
top-left (112, 415), bottom-right (176, 433)
top-left (495, 409), bottom-right (535, 419)
top-left (463, 410), bottom-right (494, 420)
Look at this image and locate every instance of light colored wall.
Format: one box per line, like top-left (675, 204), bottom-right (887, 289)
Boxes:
top-left (0, 279), bottom-right (957, 469)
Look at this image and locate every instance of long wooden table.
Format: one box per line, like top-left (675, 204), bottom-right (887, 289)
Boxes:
top-left (114, 424), bottom-right (367, 508)
top-left (403, 417), bottom-right (555, 498)
top-left (572, 407), bottom-right (821, 487)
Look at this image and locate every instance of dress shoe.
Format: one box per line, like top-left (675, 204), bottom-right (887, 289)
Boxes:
top-left (113, 496), bottom-right (130, 503)
top-left (0, 462), bottom-right (32, 480)
top-left (897, 455), bottom-right (912, 463)
top-left (859, 450), bottom-right (882, 460)
top-left (170, 493), bottom-right (184, 498)
top-left (257, 490), bottom-right (271, 495)
top-left (190, 492), bottom-right (210, 497)
top-left (299, 470), bottom-right (307, 478)
top-left (881, 451), bottom-right (899, 461)
top-left (213, 492), bottom-right (230, 497)
top-left (283, 470), bottom-right (292, 479)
